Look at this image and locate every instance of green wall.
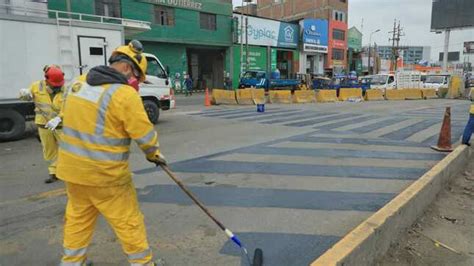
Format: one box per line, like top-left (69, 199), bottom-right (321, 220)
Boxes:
top-left (233, 45), bottom-right (268, 88)
top-left (126, 3), bottom-right (232, 46)
top-left (143, 41), bottom-right (187, 80)
top-left (136, 0), bottom-right (232, 16)
top-left (48, 0), bottom-right (232, 47)
top-left (48, 0), bottom-right (95, 17)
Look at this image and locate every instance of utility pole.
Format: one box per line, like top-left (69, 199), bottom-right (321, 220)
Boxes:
top-left (245, 2), bottom-right (249, 72)
top-left (442, 29), bottom-right (450, 72)
top-left (368, 29), bottom-right (381, 74)
top-left (389, 20), bottom-right (404, 72)
top-left (240, 0), bottom-right (244, 75)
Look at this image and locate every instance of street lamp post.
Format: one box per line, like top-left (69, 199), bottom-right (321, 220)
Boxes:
top-left (368, 29), bottom-right (380, 74)
top-left (240, 0), bottom-right (252, 74)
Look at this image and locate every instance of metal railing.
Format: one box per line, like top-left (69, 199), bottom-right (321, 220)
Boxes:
top-left (0, 2), bottom-right (151, 30)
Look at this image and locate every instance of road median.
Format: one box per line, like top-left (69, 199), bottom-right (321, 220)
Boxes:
top-left (311, 145), bottom-right (471, 266)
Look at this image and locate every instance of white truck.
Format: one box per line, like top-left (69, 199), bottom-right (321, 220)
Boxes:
top-left (370, 74), bottom-right (396, 90)
top-left (370, 72), bottom-right (423, 90)
top-left (0, 2), bottom-right (174, 141)
top-left (423, 74), bottom-right (451, 92)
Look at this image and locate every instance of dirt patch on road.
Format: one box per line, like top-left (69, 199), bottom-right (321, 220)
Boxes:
top-left (378, 152), bottom-right (474, 266)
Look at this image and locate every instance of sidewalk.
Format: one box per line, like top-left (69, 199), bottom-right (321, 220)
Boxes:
top-left (378, 151), bottom-right (474, 266)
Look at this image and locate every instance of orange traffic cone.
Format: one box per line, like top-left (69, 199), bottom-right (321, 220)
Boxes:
top-left (431, 107), bottom-right (453, 152)
top-left (204, 88), bottom-right (211, 107)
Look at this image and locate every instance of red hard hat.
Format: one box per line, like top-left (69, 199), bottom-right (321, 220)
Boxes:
top-left (45, 66), bottom-right (65, 87)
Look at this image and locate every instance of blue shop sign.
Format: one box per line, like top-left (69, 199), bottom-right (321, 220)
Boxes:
top-left (303, 19), bottom-right (328, 46)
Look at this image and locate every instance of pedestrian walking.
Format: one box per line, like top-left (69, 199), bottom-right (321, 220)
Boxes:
top-left (462, 102), bottom-right (474, 146)
top-left (56, 40), bottom-right (166, 266)
top-left (19, 65), bottom-right (65, 183)
top-left (184, 74), bottom-right (193, 96)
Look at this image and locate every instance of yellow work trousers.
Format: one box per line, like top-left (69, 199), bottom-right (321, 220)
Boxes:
top-left (61, 182), bottom-right (153, 265)
top-left (37, 127), bottom-right (61, 175)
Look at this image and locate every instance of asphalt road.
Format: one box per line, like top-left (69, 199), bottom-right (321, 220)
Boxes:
top-left (0, 95), bottom-right (471, 266)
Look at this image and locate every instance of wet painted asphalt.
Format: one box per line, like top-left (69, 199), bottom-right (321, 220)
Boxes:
top-left (1, 99), bottom-right (471, 266)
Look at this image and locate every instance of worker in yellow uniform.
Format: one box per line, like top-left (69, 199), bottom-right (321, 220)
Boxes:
top-left (56, 40), bottom-right (166, 266)
top-left (19, 65), bottom-right (66, 183)
top-left (461, 102), bottom-right (474, 146)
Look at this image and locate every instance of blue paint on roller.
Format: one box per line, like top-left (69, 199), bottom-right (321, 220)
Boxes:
top-left (231, 236), bottom-right (243, 247)
top-left (219, 232), bottom-right (340, 266)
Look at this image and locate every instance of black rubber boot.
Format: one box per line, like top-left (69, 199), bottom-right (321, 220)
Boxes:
top-left (44, 174), bottom-right (58, 184)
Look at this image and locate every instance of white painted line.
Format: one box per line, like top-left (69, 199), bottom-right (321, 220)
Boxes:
top-left (271, 141), bottom-right (438, 154)
top-left (211, 153), bottom-right (437, 169)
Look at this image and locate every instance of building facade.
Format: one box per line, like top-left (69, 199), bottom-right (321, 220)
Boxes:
top-left (256, 0), bottom-right (348, 75)
top-left (233, 13), bottom-right (299, 87)
top-left (347, 26), bottom-right (362, 74)
top-left (299, 19), bottom-right (328, 75)
top-left (48, 0), bottom-right (233, 90)
top-left (376, 46), bottom-right (431, 65)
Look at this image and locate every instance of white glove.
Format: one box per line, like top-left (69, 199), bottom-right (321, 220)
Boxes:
top-left (45, 116), bottom-right (62, 131)
top-left (19, 88), bottom-right (33, 101)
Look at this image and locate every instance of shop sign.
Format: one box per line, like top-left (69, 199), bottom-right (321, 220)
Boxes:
top-left (246, 48), bottom-right (267, 71)
top-left (234, 14), bottom-right (298, 48)
top-left (303, 43), bottom-right (328, 53)
top-left (139, 0), bottom-right (203, 10)
top-left (301, 19), bottom-right (328, 48)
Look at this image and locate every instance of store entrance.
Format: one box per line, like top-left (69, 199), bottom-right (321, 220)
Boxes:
top-left (187, 48), bottom-right (225, 90)
top-left (276, 50), bottom-right (294, 79)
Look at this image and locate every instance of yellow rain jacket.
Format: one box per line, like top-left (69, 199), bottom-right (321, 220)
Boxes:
top-left (25, 80), bottom-right (65, 126)
top-left (56, 70), bottom-right (159, 187)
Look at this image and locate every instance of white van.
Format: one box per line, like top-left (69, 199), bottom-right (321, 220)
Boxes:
top-left (370, 74), bottom-right (396, 90)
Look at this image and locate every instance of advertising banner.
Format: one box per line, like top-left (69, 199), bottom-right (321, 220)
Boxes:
top-left (234, 14), bottom-right (298, 48)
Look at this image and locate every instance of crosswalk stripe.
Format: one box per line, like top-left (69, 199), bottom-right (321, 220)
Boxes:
top-left (315, 115), bottom-right (380, 130)
top-left (364, 118), bottom-right (424, 138)
top-left (192, 206), bottom-right (373, 236)
top-left (284, 113), bottom-right (365, 127)
top-left (171, 159), bottom-right (425, 180)
top-left (350, 117), bottom-right (409, 134)
top-left (271, 141), bottom-right (437, 154)
top-left (406, 123), bottom-right (441, 142)
top-left (211, 153), bottom-right (437, 169)
top-left (241, 145), bottom-right (444, 161)
top-left (175, 172), bottom-right (412, 194)
top-left (138, 184), bottom-right (395, 211)
top-left (381, 119), bottom-right (441, 140)
top-left (263, 112), bottom-right (340, 125)
top-left (333, 117), bottom-right (395, 131)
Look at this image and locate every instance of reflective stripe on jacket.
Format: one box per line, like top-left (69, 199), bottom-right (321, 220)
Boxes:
top-left (28, 80), bottom-right (65, 125)
top-left (57, 79), bottom-right (159, 187)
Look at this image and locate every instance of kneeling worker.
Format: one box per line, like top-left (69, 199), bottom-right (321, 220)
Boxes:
top-left (56, 40), bottom-right (166, 265)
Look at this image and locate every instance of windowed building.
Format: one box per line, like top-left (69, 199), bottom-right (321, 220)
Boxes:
top-left (48, 0), bottom-right (233, 90)
top-left (256, 0), bottom-right (349, 75)
top-left (376, 46), bottom-right (431, 65)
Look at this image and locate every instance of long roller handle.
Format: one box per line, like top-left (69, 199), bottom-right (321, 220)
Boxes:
top-left (160, 165), bottom-right (243, 247)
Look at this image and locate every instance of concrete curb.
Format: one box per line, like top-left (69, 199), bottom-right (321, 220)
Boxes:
top-left (311, 145), bottom-right (471, 266)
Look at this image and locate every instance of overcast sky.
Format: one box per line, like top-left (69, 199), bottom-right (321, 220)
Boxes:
top-left (232, 0), bottom-right (474, 61)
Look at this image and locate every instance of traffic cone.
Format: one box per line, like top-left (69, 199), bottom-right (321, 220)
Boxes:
top-left (204, 88), bottom-right (211, 107)
top-left (431, 107), bottom-right (453, 152)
